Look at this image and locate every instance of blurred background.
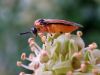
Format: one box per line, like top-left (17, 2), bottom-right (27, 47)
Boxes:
top-left (0, 0), bottom-right (100, 75)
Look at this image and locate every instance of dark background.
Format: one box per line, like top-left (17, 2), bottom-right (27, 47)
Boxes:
top-left (0, 0), bottom-right (100, 75)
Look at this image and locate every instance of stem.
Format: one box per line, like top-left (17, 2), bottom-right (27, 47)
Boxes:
top-left (21, 64), bottom-right (34, 71)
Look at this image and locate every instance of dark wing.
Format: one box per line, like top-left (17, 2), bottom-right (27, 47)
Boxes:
top-left (44, 19), bottom-right (83, 27)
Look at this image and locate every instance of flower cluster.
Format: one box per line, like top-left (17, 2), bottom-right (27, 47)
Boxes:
top-left (17, 31), bottom-right (100, 75)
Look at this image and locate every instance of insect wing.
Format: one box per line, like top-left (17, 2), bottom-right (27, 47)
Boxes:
top-left (43, 19), bottom-right (83, 27)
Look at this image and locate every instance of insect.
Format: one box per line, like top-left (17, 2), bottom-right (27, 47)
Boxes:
top-left (20, 19), bottom-right (83, 35)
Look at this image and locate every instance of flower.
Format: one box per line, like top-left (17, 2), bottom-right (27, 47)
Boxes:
top-left (17, 31), bottom-right (100, 75)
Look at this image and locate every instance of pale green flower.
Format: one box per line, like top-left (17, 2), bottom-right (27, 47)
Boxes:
top-left (17, 31), bottom-right (100, 75)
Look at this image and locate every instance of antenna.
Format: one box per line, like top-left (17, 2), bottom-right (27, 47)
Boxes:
top-left (19, 31), bottom-right (31, 35)
top-left (19, 27), bottom-right (37, 36)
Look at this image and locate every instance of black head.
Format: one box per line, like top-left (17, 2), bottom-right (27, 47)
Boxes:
top-left (31, 27), bottom-right (37, 35)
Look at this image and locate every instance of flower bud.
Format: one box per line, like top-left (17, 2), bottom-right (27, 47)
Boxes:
top-left (80, 63), bottom-right (87, 72)
top-left (77, 31), bottom-right (83, 37)
top-left (17, 61), bottom-right (22, 67)
top-left (41, 36), bottom-right (46, 43)
top-left (19, 72), bottom-right (25, 75)
top-left (88, 42), bottom-right (97, 50)
top-left (28, 38), bottom-right (34, 44)
top-left (38, 33), bottom-right (44, 37)
top-left (34, 62), bottom-right (40, 69)
top-left (92, 68), bottom-right (99, 75)
top-left (29, 53), bottom-right (34, 60)
top-left (65, 33), bottom-right (71, 39)
top-left (40, 50), bottom-right (49, 63)
top-left (21, 53), bottom-right (26, 60)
